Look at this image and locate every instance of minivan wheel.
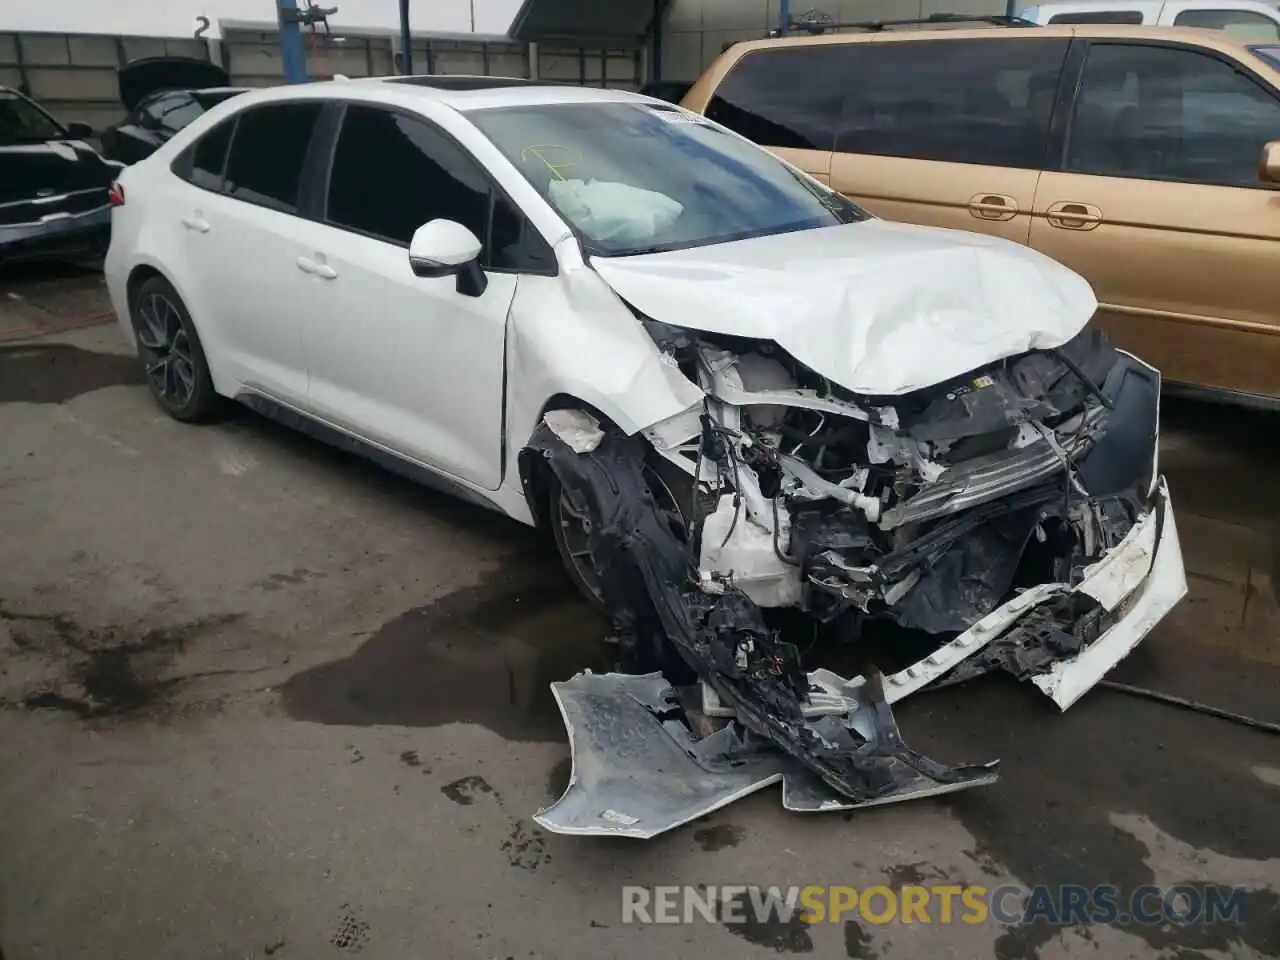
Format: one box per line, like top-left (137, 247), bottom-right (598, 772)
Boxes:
top-left (548, 457), bottom-right (691, 614)
top-left (130, 276), bottom-right (219, 422)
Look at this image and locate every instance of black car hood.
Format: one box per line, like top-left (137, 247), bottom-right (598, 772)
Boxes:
top-left (118, 57), bottom-right (231, 111)
top-left (0, 140), bottom-right (115, 208)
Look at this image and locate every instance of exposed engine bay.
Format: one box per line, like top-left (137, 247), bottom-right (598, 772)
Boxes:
top-left (522, 322), bottom-right (1186, 838)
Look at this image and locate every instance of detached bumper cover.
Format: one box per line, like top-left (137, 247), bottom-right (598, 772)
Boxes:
top-left (536, 671), bottom-right (999, 839)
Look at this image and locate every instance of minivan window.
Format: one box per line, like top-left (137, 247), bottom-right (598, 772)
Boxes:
top-left (1065, 43), bottom-right (1280, 187)
top-left (223, 102), bottom-right (323, 214)
top-left (471, 102), bottom-right (864, 257)
top-left (1173, 8), bottom-right (1280, 40)
top-left (188, 118), bottom-right (235, 192)
top-left (325, 104), bottom-right (532, 270)
top-left (836, 39), bottom-right (1071, 169)
top-left (1048, 10), bottom-right (1144, 23)
top-left (704, 45), bottom-right (855, 151)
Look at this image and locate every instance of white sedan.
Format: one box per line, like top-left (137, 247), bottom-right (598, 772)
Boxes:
top-left (105, 77), bottom-right (1185, 816)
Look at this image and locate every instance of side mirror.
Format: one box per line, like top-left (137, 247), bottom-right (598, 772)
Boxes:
top-left (408, 219), bottom-right (487, 297)
top-left (1261, 141), bottom-right (1280, 184)
top-left (65, 121), bottom-right (94, 139)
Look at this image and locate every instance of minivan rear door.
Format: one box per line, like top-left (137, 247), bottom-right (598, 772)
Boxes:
top-left (829, 34), bottom-right (1072, 246)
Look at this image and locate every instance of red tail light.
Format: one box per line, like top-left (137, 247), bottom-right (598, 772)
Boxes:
top-left (108, 182), bottom-right (125, 207)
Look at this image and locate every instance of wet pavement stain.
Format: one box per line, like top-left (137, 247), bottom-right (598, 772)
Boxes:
top-left (501, 819), bottom-right (548, 870)
top-left (545, 755), bottom-right (572, 800)
top-left (693, 823), bottom-right (746, 852)
top-left (440, 775), bottom-right (493, 806)
top-left (0, 344), bottom-right (139, 405)
top-left (3, 605), bottom-right (242, 718)
top-left (843, 919), bottom-right (875, 959)
top-left (719, 889), bottom-right (814, 954)
top-left (883, 862), bottom-right (946, 890)
top-left (279, 554), bottom-right (611, 742)
top-left (897, 675), bottom-right (1280, 958)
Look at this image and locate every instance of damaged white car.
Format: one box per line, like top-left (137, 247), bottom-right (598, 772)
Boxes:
top-left (105, 79), bottom-right (1186, 836)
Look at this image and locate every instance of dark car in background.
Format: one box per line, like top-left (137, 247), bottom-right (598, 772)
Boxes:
top-left (0, 86), bottom-right (118, 264)
top-left (100, 57), bottom-right (247, 165)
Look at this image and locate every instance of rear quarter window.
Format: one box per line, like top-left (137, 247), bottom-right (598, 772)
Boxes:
top-left (704, 45), bottom-right (856, 151)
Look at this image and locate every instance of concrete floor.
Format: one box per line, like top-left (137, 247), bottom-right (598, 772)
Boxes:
top-left (0, 309), bottom-right (1278, 959)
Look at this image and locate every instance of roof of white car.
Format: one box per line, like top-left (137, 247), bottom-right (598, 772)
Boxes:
top-left (224, 76), bottom-right (654, 115)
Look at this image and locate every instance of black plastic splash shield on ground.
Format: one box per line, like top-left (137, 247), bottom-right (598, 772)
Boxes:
top-left (520, 426), bottom-right (998, 811)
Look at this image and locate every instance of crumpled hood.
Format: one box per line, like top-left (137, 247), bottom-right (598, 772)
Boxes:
top-left (590, 220), bottom-right (1098, 396)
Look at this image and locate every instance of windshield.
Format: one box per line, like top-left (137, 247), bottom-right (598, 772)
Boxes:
top-left (469, 102), bottom-right (865, 257)
top-left (0, 90), bottom-right (65, 145)
top-left (1251, 43), bottom-right (1280, 69)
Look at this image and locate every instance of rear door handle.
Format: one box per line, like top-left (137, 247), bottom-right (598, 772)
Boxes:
top-left (967, 193), bottom-right (1019, 221)
top-left (296, 256), bottom-right (337, 280)
top-left (1045, 201), bottom-right (1103, 230)
top-left (180, 215), bottom-right (210, 233)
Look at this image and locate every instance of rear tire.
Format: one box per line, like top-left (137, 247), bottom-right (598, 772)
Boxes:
top-left (129, 276), bottom-right (220, 423)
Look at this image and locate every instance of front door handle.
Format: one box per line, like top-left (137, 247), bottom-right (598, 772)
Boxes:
top-left (296, 256), bottom-right (337, 280)
top-left (180, 215), bottom-right (210, 233)
top-left (1045, 201), bottom-right (1103, 230)
top-left (968, 193), bottom-right (1019, 221)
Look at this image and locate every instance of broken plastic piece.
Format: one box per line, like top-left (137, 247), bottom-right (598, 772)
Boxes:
top-left (536, 671), bottom-right (998, 838)
top-left (543, 408), bottom-right (604, 454)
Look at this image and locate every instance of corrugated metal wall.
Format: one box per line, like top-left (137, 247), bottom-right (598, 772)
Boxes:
top-left (0, 32), bottom-right (210, 131)
top-left (0, 29), bottom-right (642, 132)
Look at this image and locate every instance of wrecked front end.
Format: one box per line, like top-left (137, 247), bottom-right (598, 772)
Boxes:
top-left (523, 323), bottom-right (1186, 836)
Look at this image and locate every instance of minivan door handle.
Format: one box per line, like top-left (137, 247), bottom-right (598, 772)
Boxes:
top-left (1045, 201), bottom-right (1103, 230)
top-left (180, 215), bottom-right (210, 233)
top-left (296, 256), bottom-right (337, 280)
top-left (967, 193), bottom-right (1019, 221)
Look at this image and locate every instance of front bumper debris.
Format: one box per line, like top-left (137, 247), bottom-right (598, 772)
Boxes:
top-left (523, 329), bottom-right (1186, 838)
top-left (536, 671), bottom-right (999, 839)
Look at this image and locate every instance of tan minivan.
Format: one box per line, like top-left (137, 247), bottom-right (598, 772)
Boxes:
top-left (682, 23), bottom-right (1280, 408)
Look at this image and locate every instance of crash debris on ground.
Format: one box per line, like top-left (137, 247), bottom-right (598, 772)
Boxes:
top-left (524, 325), bottom-right (1187, 839)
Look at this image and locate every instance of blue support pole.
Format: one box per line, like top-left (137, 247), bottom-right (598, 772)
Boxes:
top-left (399, 0), bottom-right (412, 73)
top-left (778, 0), bottom-right (791, 35)
top-left (278, 0), bottom-right (308, 83)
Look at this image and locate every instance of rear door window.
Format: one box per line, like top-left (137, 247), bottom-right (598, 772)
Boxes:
top-left (704, 45), bottom-right (856, 151)
top-left (222, 102), bottom-right (324, 214)
top-left (836, 38), bottom-right (1070, 168)
top-left (1172, 8), bottom-right (1280, 41)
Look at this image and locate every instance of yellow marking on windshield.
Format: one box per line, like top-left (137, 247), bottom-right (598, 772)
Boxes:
top-left (520, 144), bottom-right (582, 181)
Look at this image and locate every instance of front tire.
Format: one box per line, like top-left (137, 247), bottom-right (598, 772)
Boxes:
top-left (129, 276), bottom-right (219, 422)
top-left (547, 455), bottom-right (692, 613)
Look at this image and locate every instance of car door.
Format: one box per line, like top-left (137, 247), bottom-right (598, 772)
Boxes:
top-left (829, 35), bottom-right (1071, 245)
top-left (187, 100), bottom-right (325, 403)
top-left (289, 102), bottom-right (525, 491)
top-left (1029, 39), bottom-right (1280, 398)
top-left (696, 44), bottom-right (853, 183)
